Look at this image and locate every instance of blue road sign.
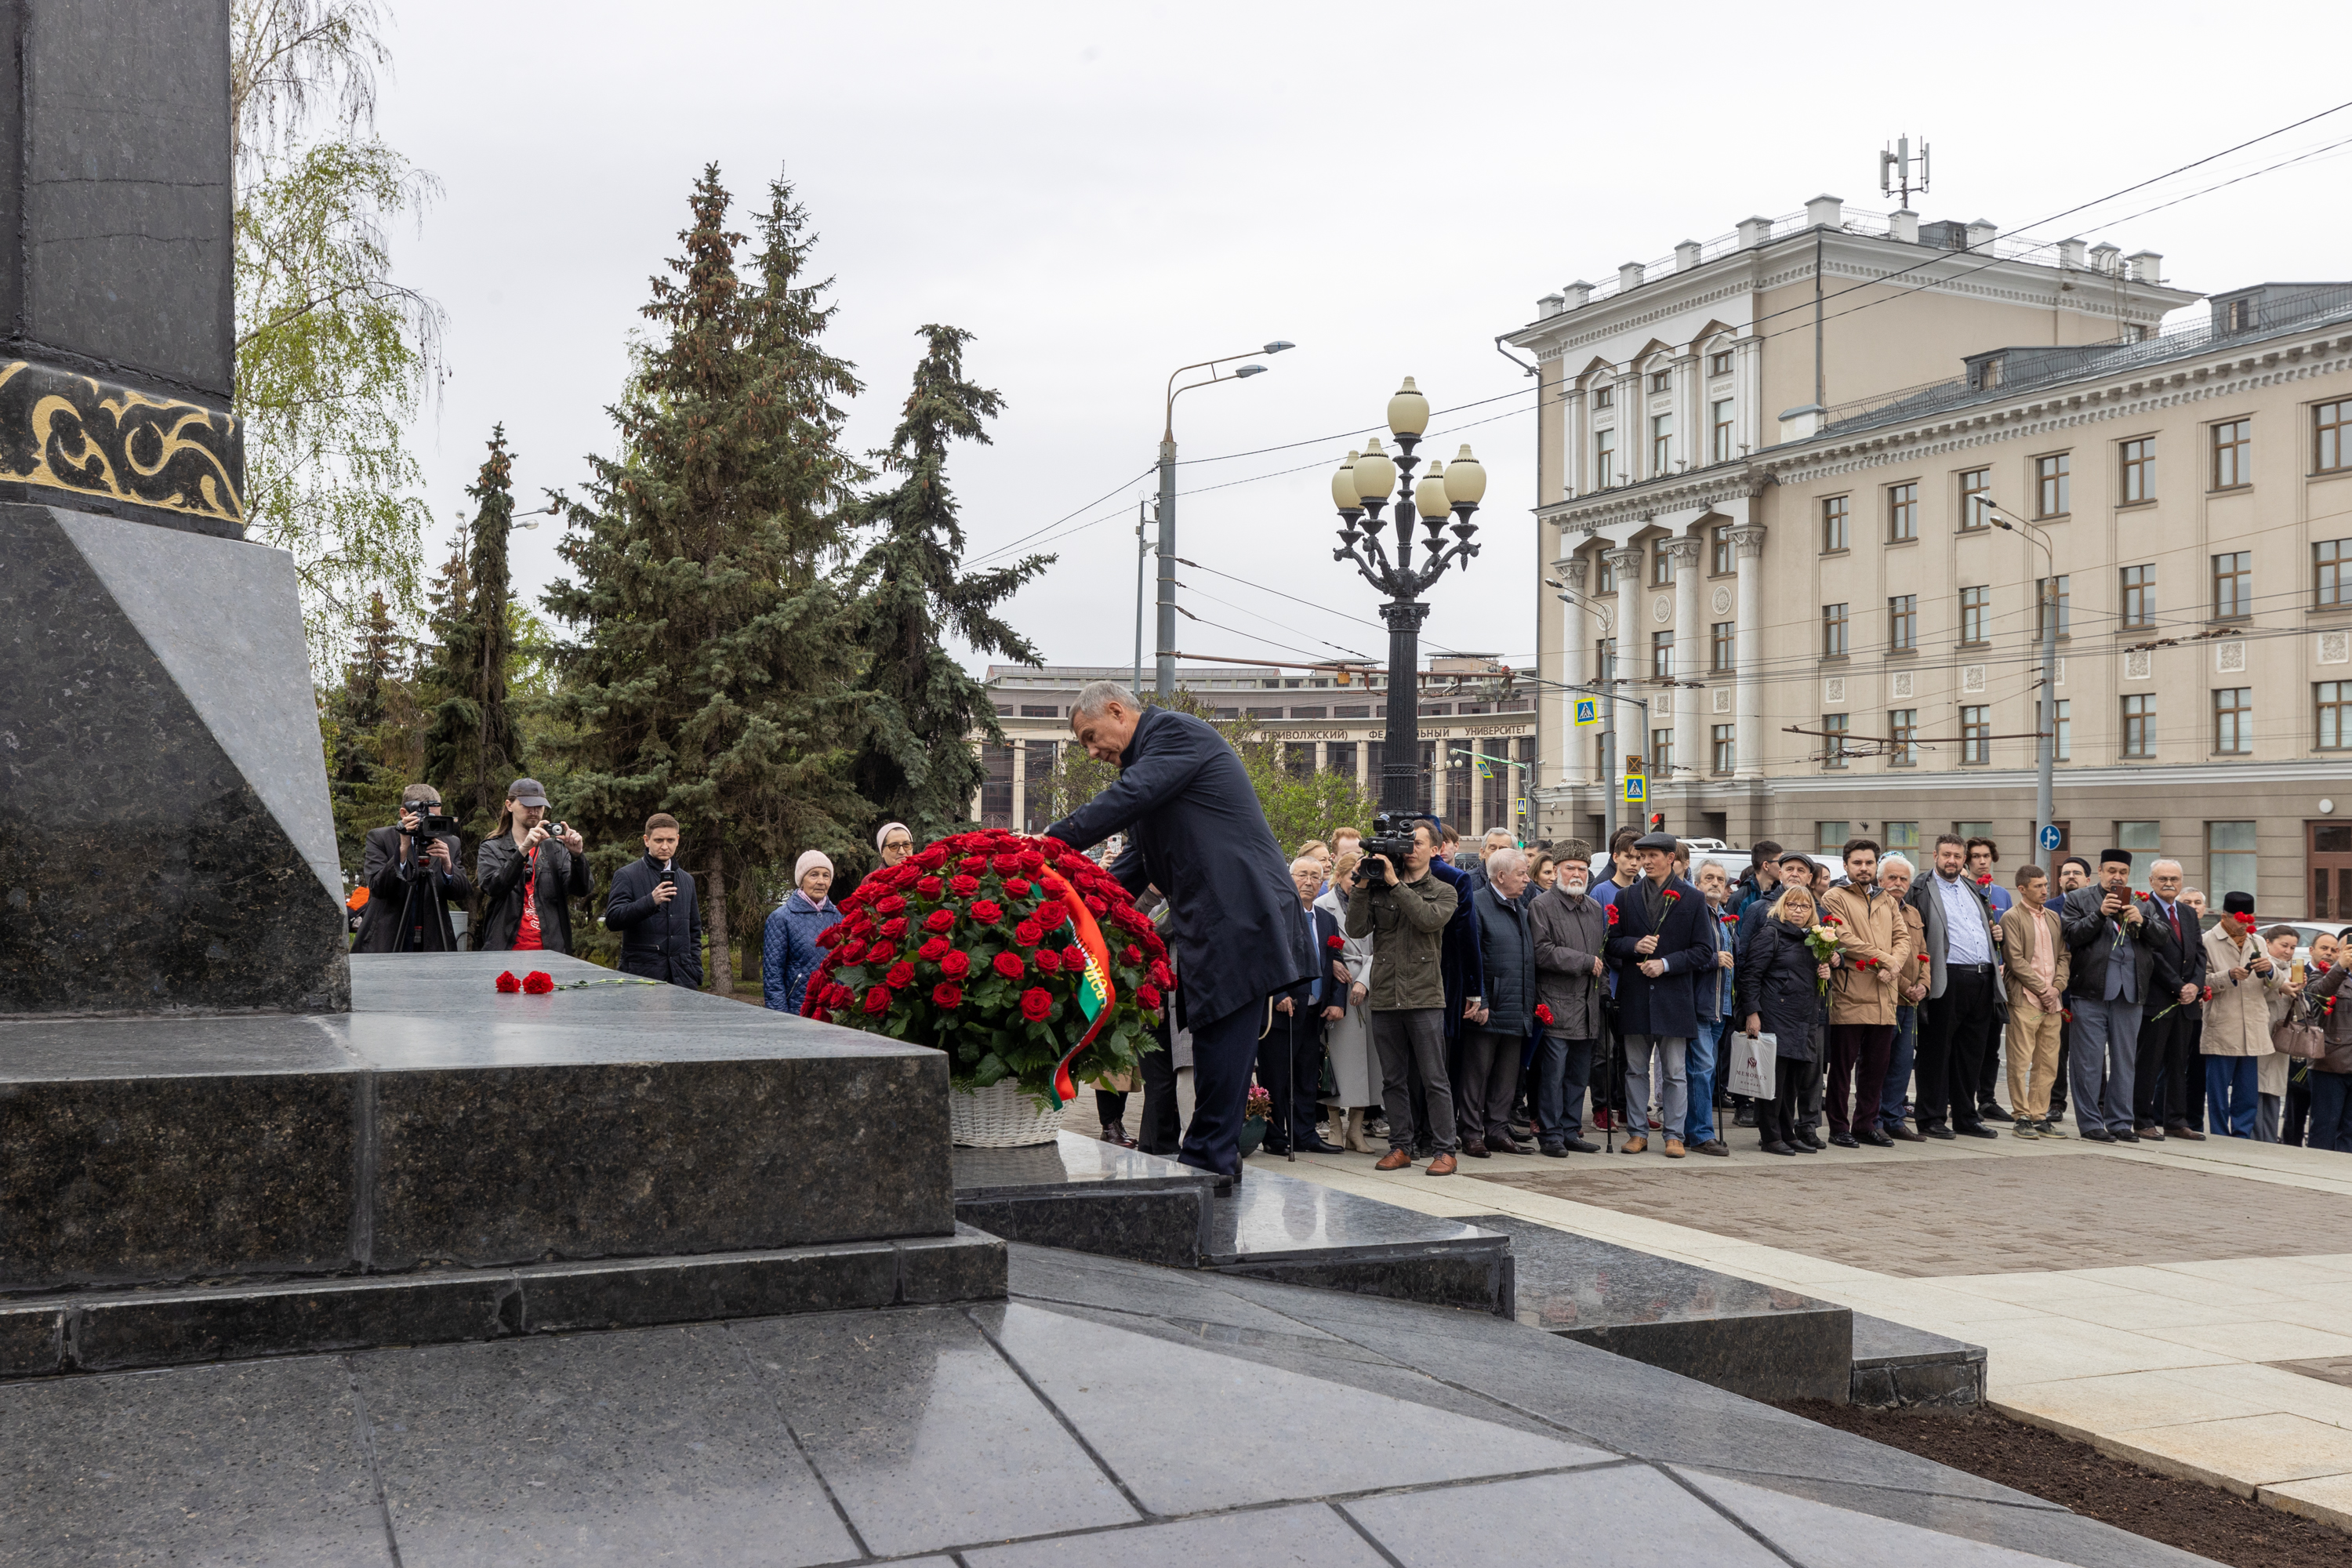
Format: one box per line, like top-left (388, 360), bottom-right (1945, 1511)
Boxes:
top-left (2038, 825), bottom-right (2063, 851)
top-left (1621, 774), bottom-right (1647, 804)
top-left (1574, 697), bottom-right (1600, 729)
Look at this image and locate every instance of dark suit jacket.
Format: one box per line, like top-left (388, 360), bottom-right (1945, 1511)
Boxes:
top-left (1278, 902), bottom-right (1344, 1011)
top-left (1045, 705), bottom-right (1311, 1029)
top-left (2058, 885), bottom-right (2158, 1002)
top-left (605, 855), bottom-right (705, 988)
top-left (353, 824), bottom-right (471, 953)
top-left (2140, 893), bottom-right (2209, 1014)
top-left (1602, 873), bottom-right (1715, 1038)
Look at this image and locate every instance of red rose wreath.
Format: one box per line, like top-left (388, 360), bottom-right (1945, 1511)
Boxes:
top-left (802, 830), bottom-right (1172, 1108)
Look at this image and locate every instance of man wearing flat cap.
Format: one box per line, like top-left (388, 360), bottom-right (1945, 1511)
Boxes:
top-left (2059, 847), bottom-right (2157, 1142)
top-left (1602, 831), bottom-right (1715, 1156)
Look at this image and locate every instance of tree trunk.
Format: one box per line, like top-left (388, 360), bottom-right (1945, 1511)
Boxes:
top-left (706, 840), bottom-right (733, 995)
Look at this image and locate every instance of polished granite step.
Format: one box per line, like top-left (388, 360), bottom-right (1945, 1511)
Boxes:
top-left (1852, 1312), bottom-right (1988, 1409)
top-left (953, 1133), bottom-right (1216, 1268)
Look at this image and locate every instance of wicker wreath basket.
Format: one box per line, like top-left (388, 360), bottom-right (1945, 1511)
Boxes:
top-left (947, 1079), bottom-right (1066, 1148)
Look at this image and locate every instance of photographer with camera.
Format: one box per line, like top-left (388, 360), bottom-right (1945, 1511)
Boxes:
top-left (1344, 816), bottom-right (1462, 1175)
top-left (353, 785), bottom-right (472, 953)
top-left (476, 777), bottom-right (591, 953)
top-left (604, 813), bottom-right (703, 988)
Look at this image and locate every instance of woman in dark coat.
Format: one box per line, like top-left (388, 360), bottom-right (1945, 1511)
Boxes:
top-left (1736, 885), bottom-right (1831, 1156)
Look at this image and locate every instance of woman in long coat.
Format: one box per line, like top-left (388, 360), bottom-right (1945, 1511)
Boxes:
top-left (1737, 885), bottom-right (1830, 1156)
top-left (1316, 846), bottom-right (1380, 1151)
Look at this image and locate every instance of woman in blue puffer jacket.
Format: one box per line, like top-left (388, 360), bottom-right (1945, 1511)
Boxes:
top-left (764, 851), bottom-right (839, 1014)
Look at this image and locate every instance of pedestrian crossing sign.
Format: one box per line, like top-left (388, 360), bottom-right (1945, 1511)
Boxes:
top-left (1621, 774), bottom-right (1647, 804)
top-left (1574, 698), bottom-right (1599, 728)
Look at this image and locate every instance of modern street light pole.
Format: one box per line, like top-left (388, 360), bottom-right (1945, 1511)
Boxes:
top-left (1987, 503), bottom-right (2060, 860)
top-left (1157, 342), bottom-right (1292, 699)
top-left (1132, 498), bottom-right (1149, 698)
top-left (1330, 379), bottom-right (1487, 816)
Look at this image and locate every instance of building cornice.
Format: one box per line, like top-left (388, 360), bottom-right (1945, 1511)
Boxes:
top-left (1537, 464), bottom-right (1766, 533)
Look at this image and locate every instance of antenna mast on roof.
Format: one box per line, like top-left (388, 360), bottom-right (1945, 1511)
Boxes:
top-left (1878, 134), bottom-right (1930, 208)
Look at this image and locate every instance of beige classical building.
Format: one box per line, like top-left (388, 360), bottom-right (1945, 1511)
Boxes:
top-left (972, 662), bottom-right (1534, 837)
top-left (1508, 197), bottom-right (2352, 915)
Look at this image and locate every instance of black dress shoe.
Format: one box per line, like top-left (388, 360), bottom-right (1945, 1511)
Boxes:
top-left (1795, 1132), bottom-right (1824, 1152)
top-left (1761, 1140), bottom-right (1797, 1156)
top-left (1861, 1128), bottom-right (1894, 1147)
top-left (1829, 1131), bottom-right (1860, 1148)
top-left (1559, 1137), bottom-right (1599, 1153)
top-left (1733, 1109), bottom-right (1759, 1128)
top-left (2081, 1126), bottom-right (2115, 1142)
top-left (1979, 1102), bottom-right (2007, 1123)
top-left (2111, 1127), bottom-right (2140, 1142)
top-left (1923, 1124), bottom-right (1955, 1140)
top-left (1955, 1122), bottom-right (1999, 1139)
top-left (1541, 1142), bottom-right (1568, 1157)
top-left (1294, 1137), bottom-right (1344, 1154)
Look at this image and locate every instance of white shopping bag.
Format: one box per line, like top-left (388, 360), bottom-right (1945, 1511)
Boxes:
top-left (1727, 1031), bottom-right (1777, 1099)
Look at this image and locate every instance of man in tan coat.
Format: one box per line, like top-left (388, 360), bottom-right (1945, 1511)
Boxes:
top-left (2001, 865), bottom-right (2073, 1137)
top-left (1821, 837), bottom-right (1919, 1147)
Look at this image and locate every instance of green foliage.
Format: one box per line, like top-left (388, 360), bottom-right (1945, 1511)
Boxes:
top-left (236, 136), bottom-right (443, 669)
top-left (419, 428), bottom-right (528, 859)
top-left (543, 167), bottom-right (869, 992)
top-left (843, 326), bottom-right (1051, 858)
top-left (319, 589), bottom-right (427, 879)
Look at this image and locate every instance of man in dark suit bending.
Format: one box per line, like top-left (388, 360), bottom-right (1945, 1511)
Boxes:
top-left (1047, 682), bottom-right (1314, 1177)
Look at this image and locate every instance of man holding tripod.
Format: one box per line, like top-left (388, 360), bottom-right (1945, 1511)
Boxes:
top-left (354, 786), bottom-right (471, 953)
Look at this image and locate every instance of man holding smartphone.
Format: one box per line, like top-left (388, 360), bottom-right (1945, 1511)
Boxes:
top-left (605, 813), bottom-right (703, 988)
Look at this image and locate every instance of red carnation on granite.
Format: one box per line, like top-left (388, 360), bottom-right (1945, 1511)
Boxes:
top-left (918, 936), bottom-right (951, 961)
top-left (885, 961), bottom-right (916, 990)
top-left (523, 971), bottom-right (554, 994)
top-left (970, 899), bottom-right (1003, 924)
top-left (1020, 987), bottom-right (1054, 1022)
top-left (940, 949), bottom-right (972, 979)
top-left (932, 982), bottom-right (964, 1008)
top-left (923, 909), bottom-right (956, 932)
top-left (495, 971), bottom-right (521, 993)
top-left (1035, 948), bottom-right (1064, 973)
top-left (993, 951), bottom-right (1025, 979)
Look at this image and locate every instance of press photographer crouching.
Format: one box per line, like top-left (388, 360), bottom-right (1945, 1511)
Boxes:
top-left (476, 777), bottom-right (591, 953)
top-left (353, 785), bottom-right (471, 952)
top-left (604, 813), bottom-right (703, 989)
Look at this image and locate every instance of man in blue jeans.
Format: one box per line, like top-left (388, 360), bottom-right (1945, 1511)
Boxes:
top-left (1687, 860), bottom-right (1737, 1156)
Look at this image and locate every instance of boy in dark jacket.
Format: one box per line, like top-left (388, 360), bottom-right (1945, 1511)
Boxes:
top-left (604, 812), bottom-right (703, 988)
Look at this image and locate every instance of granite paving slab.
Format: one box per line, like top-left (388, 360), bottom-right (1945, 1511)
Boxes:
top-left (354, 1326), bottom-right (857, 1566)
top-left (731, 1308), bottom-right (1138, 1554)
top-left (1209, 1166), bottom-right (1513, 1313)
top-left (1677, 1468), bottom-right (2100, 1566)
top-left (964, 1504), bottom-right (1388, 1568)
top-left (1344, 1465), bottom-right (1784, 1564)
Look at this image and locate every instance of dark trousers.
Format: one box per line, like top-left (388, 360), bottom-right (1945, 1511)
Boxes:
top-left (1535, 1036), bottom-right (1594, 1145)
top-left (1458, 1026), bottom-right (1523, 1142)
top-left (1094, 1088), bottom-right (1127, 1127)
top-left (2310, 1070), bottom-right (2352, 1153)
top-left (1179, 1001), bottom-right (1264, 1176)
top-left (1978, 1014), bottom-right (2004, 1111)
top-left (2182, 1018), bottom-right (2208, 1127)
top-left (1374, 1008), bottom-right (1457, 1156)
top-left (2050, 1014), bottom-right (2071, 1114)
top-left (2135, 1004), bottom-right (2198, 1129)
top-left (1827, 1023), bottom-right (1896, 1137)
top-left (1918, 965), bottom-right (1998, 1129)
top-left (1137, 1014), bottom-right (1183, 1156)
top-left (1761, 1058), bottom-right (1806, 1145)
top-left (1255, 1007), bottom-right (1327, 1152)
top-left (2285, 1073), bottom-right (2312, 1147)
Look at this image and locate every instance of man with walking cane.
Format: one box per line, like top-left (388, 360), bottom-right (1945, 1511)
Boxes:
top-left (1263, 855), bottom-right (1347, 1156)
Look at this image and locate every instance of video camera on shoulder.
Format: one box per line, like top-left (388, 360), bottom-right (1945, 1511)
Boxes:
top-left (1355, 812), bottom-right (1424, 887)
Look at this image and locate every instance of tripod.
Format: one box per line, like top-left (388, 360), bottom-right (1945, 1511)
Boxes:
top-left (391, 834), bottom-right (456, 953)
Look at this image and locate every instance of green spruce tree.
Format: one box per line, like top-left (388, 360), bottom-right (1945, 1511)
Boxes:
top-left (844, 325), bottom-right (1051, 852)
top-left (323, 588), bottom-right (413, 875)
top-left (422, 427), bottom-right (528, 861)
top-left (545, 167), bottom-right (866, 993)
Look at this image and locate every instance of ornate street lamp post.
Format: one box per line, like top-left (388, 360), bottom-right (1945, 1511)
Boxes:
top-left (1330, 378), bottom-right (1487, 815)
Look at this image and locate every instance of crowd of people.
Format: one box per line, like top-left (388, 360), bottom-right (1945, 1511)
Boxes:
top-left (1214, 823), bottom-right (2352, 1171)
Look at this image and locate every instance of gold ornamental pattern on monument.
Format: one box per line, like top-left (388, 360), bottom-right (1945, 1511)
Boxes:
top-left (0, 361), bottom-right (243, 524)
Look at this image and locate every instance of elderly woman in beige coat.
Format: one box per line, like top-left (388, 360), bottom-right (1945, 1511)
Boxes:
top-left (1316, 846), bottom-right (1379, 1150)
top-left (2199, 891), bottom-right (2286, 1138)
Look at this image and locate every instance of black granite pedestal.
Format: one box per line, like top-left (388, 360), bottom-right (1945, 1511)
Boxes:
top-left (954, 1134), bottom-right (1217, 1268)
top-left (0, 953), bottom-right (1004, 1377)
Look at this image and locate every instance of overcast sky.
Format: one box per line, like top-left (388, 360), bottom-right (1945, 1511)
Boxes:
top-left (372, 0), bottom-right (2352, 682)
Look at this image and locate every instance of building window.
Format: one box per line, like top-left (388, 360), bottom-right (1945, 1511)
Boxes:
top-left (1595, 552), bottom-right (1617, 594)
top-left (1651, 413), bottom-right (1675, 474)
top-left (1821, 494), bottom-right (1849, 552)
top-left (2122, 563), bottom-right (2155, 628)
top-left (1887, 481), bottom-right (1918, 542)
top-left (1650, 369), bottom-right (1672, 394)
top-left (1593, 428), bottom-right (1616, 487)
top-left (2122, 694), bottom-right (2156, 758)
top-left (1651, 630), bottom-right (1674, 679)
top-left (2317, 539), bottom-right (2351, 608)
top-left (980, 742), bottom-right (1014, 827)
top-left (1889, 708), bottom-right (1918, 765)
top-left (1283, 742), bottom-right (1317, 781)
top-left (2120, 437), bottom-right (2155, 503)
top-left (2035, 452), bottom-right (2071, 517)
top-left (2212, 550), bottom-right (2252, 620)
top-left (1958, 468), bottom-right (1991, 531)
top-left (1023, 740), bottom-right (1059, 832)
top-left (1711, 524), bottom-right (1732, 575)
top-left (2213, 687), bottom-right (2253, 755)
top-left (1650, 728), bottom-right (1674, 778)
top-left (1889, 593), bottom-right (1917, 652)
top-left (1593, 383), bottom-right (1613, 409)
top-left (1711, 399), bottom-right (1735, 463)
top-left (2034, 575), bottom-right (2071, 641)
top-left (1711, 620), bottom-right (1735, 672)
top-left (1815, 821), bottom-right (1851, 853)
top-left (1960, 586), bottom-right (1989, 645)
top-left (1960, 706), bottom-right (1990, 764)
top-left (1821, 713), bottom-right (1848, 768)
top-left (1595, 637), bottom-right (1617, 684)
top-left (2320, 401), bottom-right (2350, 474)
top-left (2212, 419), bottom-right (2252, 490)
top-left (2117, 820), bottom-right (2162, 893)
top-left (1885, 821), bottom-right (1920, 851)
top-left (1651, 546), bottom-right (1673, 586)
top-left (1327, 740), bottom-right (1358, 779)
top-left (2318, 682), bottom-right (2352, 750)
top-left (2037, 698), bottom-right (2071, 762)
top-left (1709, 349), bottom-right (1733, 376)
top-left (1821, 602), bottom-right (1849, 657)
top-left (1711, 724), bottom-right (1735, 774)
top-left (2208, 820), bottom-right (2257, 905)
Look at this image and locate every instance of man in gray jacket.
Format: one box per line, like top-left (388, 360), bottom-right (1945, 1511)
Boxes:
top-left (2060, 847), bottom-right (2158, 1142)
top-left (1529, 840), bottom-right (1608, 1155)
top-left (1344, 821), bottom-right (1461, 1175)
top-left (1460, 848), bottom-right (1536, 1157)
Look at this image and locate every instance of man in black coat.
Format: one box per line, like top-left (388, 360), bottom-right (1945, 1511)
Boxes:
top-left (1047, 683), bottom-right (1313, 1178)
top-left (604, 813), bottom-right (704, 989)
top-left (1261, 852), bottom-right (1346, 1156)
top-left (353, 785), bottom-right (472, 953)
top-left (1603, 830), bottom-right (1715, 1156)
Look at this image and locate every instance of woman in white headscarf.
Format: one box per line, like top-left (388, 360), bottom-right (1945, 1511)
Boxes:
top-left (876, 822), bottom-right (915, 868)
top-left (763, 850), bottom-right (837, 1014)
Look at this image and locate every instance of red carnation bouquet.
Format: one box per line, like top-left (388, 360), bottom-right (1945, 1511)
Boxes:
top-left (801, 829), bottom-right (1171, 1108)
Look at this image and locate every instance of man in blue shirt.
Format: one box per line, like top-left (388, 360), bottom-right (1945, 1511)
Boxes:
top-left (1904, 833), bottom-right (2005, 1138)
